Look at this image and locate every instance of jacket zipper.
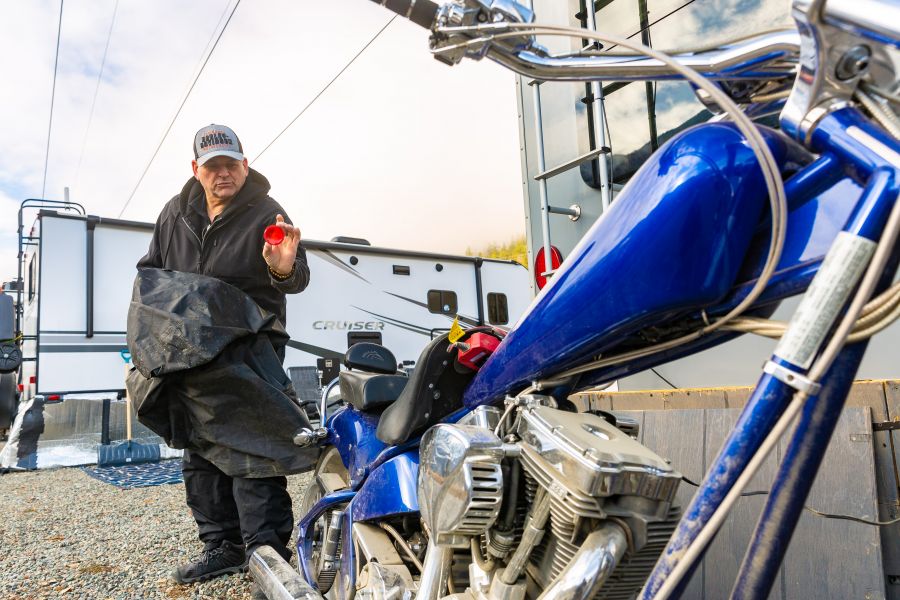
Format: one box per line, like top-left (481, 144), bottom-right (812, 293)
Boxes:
top-left (181, 216), bottom-right (206, 270)
top-left (181, 216), bottom-right (202, 247)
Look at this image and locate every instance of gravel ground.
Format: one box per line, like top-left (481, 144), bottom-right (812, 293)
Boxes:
top-left (0, 460), bottom-right (312, 600)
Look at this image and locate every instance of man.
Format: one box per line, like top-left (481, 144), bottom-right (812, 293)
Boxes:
top-left (137, 124), bottom-right (310, 584)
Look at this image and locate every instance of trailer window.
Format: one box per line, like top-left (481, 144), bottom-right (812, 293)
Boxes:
top-left (487, 293), bottom-right (509, 325)
top-left (427, 290), bottom-right (458, 315)
top-left (28, 255), bottom-right (35, 302)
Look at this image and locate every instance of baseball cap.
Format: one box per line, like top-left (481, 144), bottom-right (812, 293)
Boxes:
top-left (193, 124), bottom-right (244, 166)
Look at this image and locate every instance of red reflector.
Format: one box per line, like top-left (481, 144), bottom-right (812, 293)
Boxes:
top-left (457, 332), bottom-right (501, 371)
top-left (534, 246), bottom-right (563, 290)
top-left (47, 394), bottom-right (61, 402)
top-left (17, 384), bottom-right (24, 392)
top-left (29, 375), bottom-right (36, 384)
top-left (264, 225), bottom-right (285, 245)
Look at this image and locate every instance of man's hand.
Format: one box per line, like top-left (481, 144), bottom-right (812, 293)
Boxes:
top-left (263, 214), bottom-right (301, 277)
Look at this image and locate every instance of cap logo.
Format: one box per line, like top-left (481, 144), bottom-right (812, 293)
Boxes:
top-left (194, 124), bottom-right (243, 164)
top-left (199, 131), bottom-right (234, 150)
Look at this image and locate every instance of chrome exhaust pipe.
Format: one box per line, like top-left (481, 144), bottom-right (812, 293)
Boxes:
top-left (536, 523), bottom-right (628, 600)
top-left (249, 545), bottom-right (323, 600)
top-left (417, 540), bottom-right (454, 600)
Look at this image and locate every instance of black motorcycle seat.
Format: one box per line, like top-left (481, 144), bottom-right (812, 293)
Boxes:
top-left (339, 371), bottom-right (408, 412)
top-left (376, 332), bottom-right (477, 445)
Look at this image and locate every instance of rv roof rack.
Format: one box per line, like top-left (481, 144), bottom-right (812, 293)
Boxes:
top-left (331, 236), bottom-right (371, 246)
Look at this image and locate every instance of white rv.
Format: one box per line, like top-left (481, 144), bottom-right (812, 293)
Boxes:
top-left (16, 209), bottom-right (530, 403)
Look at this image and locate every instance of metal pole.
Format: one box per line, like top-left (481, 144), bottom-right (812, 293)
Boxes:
top-left (584, 1), bottom-right (612, 210)
top-left (531, 81), bottom-right (554, 276)
top-left (638, 0), bottom-right (659, 152)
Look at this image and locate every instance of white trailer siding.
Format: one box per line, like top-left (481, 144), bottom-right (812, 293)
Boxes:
top-left (284, 244), bottom-right (529, 367)
top-left (92, 225), bottom-right (153, 332)
top-left (478, 259), bottom-right (531, 329)
top-left (34, 217), bottom-right (150, 394)
top-left (23, 212), bottom-right (530, 397)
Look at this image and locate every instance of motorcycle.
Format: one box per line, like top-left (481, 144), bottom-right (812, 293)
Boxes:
top-left (250, 1), bottom-right (900, 599)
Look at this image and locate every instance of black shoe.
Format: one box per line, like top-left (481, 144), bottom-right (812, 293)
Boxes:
top-left (171, 540), bottom-right (247, 584)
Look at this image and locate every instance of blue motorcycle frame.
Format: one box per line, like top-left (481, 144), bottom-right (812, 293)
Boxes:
top-left (296, 102), bottom-right (898, 599)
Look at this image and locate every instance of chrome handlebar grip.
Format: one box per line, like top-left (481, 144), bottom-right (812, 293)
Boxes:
top-left (483, 29), bottom-right (800, 83)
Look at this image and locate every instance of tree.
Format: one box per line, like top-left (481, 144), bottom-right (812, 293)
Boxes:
top-left (466, 235), bottom-right (527, 267)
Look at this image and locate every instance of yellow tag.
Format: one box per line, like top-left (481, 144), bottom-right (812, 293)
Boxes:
top-left (448, 317), bottom-right (465, 344)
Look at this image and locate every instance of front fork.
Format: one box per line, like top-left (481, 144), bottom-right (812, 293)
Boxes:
top-left (640, 108), bottom-right (900, 600)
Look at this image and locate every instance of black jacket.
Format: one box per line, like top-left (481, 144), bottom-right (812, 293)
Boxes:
top-left (137, 168), bottom-right (309, 325)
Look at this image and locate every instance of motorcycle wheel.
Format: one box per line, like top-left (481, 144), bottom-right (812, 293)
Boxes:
top-left (299, 449), bottom-right (345, 593)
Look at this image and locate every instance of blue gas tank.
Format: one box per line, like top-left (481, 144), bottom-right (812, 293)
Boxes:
top-left (464, 123), bottom-right (807, 408)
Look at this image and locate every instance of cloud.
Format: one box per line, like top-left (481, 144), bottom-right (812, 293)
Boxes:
top-left (0, 0), bottom-right (525, 282)
top-left (0, 0), bottom-right (795, 284)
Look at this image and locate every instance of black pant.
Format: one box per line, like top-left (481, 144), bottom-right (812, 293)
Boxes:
top-left (182, 449), bottom-right (294, 560)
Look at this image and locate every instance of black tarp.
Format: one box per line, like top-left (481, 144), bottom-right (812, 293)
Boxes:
top-left (126, 268), bottom-right (317, 478)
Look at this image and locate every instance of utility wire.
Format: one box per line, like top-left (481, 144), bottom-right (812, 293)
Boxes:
top-left (41, 0), bottom-right (65, 200)
top-left (182, 0), bottom-right (235, 98)
top-left (117, 0), bottom-right (241, 218)
top-left (603, 0), bottom-right (697, 53)
top-left (650, 368), bottom-right (678, 389)
top-left (74, 0), bottom-right (119, 190)
top-left (251, 15), bottom-right (398, 166)
top-left (681, 476), bottom-right (900, 526)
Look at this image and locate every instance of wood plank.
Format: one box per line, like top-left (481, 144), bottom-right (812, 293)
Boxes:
top-left (583, 379), bottom-right (897, 413)
top-left (846, 380), bottom-right (890, 420)
top-left (724, 387), bottom-right (753, 409)
top-left (577, 382), bottom-right (896, 595)
top-left (701, 409), bottom-right (782, 599)
top-left (882, 381), bottom-right (900, 598)
top-left (781, 407), bottom-right (885, 599)
top-left (610, 391), bottom-right (667, 411)
top-left (639, 409), bottom-right (707, 599)
top-left (665, 389), bottom-right (728, 410)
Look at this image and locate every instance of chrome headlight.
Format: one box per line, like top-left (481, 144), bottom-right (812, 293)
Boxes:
top-left (418, 424), bottom-right (505, 547)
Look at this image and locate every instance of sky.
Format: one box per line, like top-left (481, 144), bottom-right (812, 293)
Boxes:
top-left (0, 0), bottom-right (526, 283)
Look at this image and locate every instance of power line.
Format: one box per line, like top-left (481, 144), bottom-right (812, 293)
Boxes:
top-left (74, 0), bottom-right (119, 190)
top-left (251, 15), bottom-right (398, 166)
top-left (651, 368), bottom-right (678, 389)
top-left (117, 0), bottom-right (241, 218)
top-left (41, 0), bottom-right (65, 200)
top-left (185, 0), bottom-right (236, 94)
top-left (603, 0), bottom-right (697, 53)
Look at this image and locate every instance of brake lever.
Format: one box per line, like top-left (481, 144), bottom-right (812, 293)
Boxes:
top-left (430, 0), bottom-right (536, 66)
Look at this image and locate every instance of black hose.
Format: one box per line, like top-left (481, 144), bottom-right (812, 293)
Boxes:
top-left (499, 460), bottom-right (521, 531)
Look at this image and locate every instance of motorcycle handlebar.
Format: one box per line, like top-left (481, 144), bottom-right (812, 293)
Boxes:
top-left (369, 0), bottom-right (441, 29)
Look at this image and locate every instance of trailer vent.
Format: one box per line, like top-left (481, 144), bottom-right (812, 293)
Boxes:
top-left (393, 265), bottom-right (410, 276)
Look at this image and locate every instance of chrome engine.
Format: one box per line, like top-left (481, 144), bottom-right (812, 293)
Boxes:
top-left (418, 424), bottom-right (506, 547)
top-left (417, 398), bottom-right (682, 600)
top-left (515, 404), bottom-right (681, 599)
